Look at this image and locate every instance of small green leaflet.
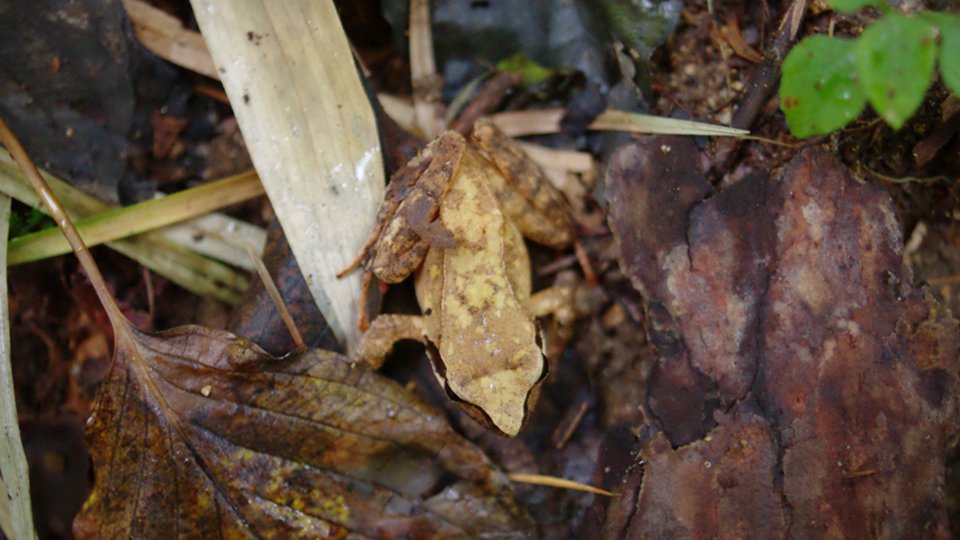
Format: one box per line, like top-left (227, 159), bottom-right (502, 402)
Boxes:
top-left (827, 0), bottom-right (885, 14)
top-left (855, 14), bottom-right (937, 130)
top-left (780, 35), bottom-right (866, 138)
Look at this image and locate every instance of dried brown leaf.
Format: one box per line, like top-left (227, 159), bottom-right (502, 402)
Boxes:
top-left (1, 85), bottom-right (531, 540)
top-left (73, 324), bottom-right (534, 539)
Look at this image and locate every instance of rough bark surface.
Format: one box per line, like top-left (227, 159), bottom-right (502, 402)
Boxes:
top-left (603, 138), bottom-right (960, 538)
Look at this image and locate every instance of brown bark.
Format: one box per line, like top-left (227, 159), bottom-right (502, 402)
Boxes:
top-left (602, 138), bottom-right (960, 538)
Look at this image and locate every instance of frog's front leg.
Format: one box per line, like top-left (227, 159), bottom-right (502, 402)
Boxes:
top-left (341, 132), bottom-right (467, 329)
top-left (367, 132), bottom-right (466, 283)
top-left (354, 314), bottom-right (426, 369)
top-left (470, 119), bottom-right (573, 249)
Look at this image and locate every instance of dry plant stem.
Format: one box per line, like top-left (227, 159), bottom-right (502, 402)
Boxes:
top-left (243, 243), bottom-right (306, 351)
top-left (507, 473), bottom-right (616, 497)
top-left (0, 193), bottom-right (36, 540)
top-left (0, 118), bottom-right (126, 329)
top-left (552, 400), bottom-right (589, 450)
top-left (409, 0), bottom-right (442, 138)
top-left (711, 0), bottom-right (807, 177)
top-left (143, 267), bottom-right (156, 320)
top-left (451, 72), bottom-right (520, 135)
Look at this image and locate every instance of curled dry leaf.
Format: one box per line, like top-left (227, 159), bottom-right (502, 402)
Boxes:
top-left (73, 324), bottom-right (534, 538)
top-left (603, 139), bottom-right (960, 537)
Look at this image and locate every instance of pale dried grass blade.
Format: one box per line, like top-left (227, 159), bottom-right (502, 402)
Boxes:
top-left (159, 212), bottom-right (266, 271)
top-left (7, 171), bottom-right (263, 265)
top-left (492, 109), bottom-right (566, 137)
top-left (190, 0), bottom-right (385, 352)
top-left (0, 194), bottom-right (38, 540)
top-left (378, 93), bottom-right (417, 132)
top-left (508, 473), bottom-right (616, 497)
top-left (517, 143), bottom-right (594, 174)
top-left (590, 110), bottom-right (749, 136)
top-left (0, 147), bottom-right (265, 271)
top-left (0, 153), bottom-right (249, 303)
top-left (122, 0), bottom-right (218, 78)
top-left (490, 109), bottom-right (749, 137)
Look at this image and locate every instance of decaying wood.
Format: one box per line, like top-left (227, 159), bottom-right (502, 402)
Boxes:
top-left (602, 137), bottom-right (960, 538)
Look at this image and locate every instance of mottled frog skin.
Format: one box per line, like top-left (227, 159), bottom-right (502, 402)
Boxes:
top-left (345, 119), bottom-right (574, 436)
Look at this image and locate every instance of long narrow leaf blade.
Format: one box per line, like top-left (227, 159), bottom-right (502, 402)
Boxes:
top-left (0, 194), bottom-right (37, 540)
top-left (190, 0), bottom-right (385, 352)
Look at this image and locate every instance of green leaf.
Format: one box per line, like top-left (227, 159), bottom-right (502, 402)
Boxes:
top-left (856, 13), bottom-right (937, 130)
top-left (780, 35), bottom-right (866, 138)
top-left (496, 53), bottom-right (555, 87)
top-left (827, 0), bottom-right (884, 13)
top-left (8, 207), bottom-right (51, 239)
top-left (933, 13), bottom-right (960, 97)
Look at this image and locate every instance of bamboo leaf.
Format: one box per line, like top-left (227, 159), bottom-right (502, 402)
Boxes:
top-left (0, 194), bottom-right (37, 540)
top-left (190, 0), bottom-right (386, 352)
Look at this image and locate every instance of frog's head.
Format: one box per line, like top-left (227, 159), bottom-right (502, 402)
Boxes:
top-left (425, 335), bottom-right (548, 437)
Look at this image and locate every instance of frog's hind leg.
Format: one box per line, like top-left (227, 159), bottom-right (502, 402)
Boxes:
top-left (527, 285), bottom-right (575, 327)
top-left (470, 118), bottom-right (573, 249)
top-left (527, 279), bottom-right (577, 361)
top-left (355, 314), bottom-right (426, 369)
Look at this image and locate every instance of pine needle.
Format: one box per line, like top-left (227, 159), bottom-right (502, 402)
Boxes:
top-left (508, 473), bottom-right (617, 497)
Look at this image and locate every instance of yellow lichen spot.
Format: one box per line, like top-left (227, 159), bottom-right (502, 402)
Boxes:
top-left (464, 280), bottom-right (495, 308)
top-left (317, 494), bottom-right (350, 524)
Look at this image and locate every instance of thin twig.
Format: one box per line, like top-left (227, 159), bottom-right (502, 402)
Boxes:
top-left (244, 243), bottom-right (306, 351)
top-left (552, 401), bottom-right (589, 450)
top-left (0, 118), bottom-right (128, 333)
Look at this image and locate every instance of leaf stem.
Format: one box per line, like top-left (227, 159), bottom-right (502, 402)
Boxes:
top-left (0, 118), bottom-right (128, 330)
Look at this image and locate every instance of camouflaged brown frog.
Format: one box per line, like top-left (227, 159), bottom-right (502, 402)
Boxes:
top-left (341, 119), bottom-right (575, 436)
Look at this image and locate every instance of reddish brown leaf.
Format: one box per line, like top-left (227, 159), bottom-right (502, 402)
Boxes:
top-left (604, 139), bottom-right (960, 537)
top-left (73, 324), bottom-right (534, 539)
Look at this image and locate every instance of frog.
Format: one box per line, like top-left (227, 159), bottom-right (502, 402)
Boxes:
top-left (341, 118), bottom-right (576, 437)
